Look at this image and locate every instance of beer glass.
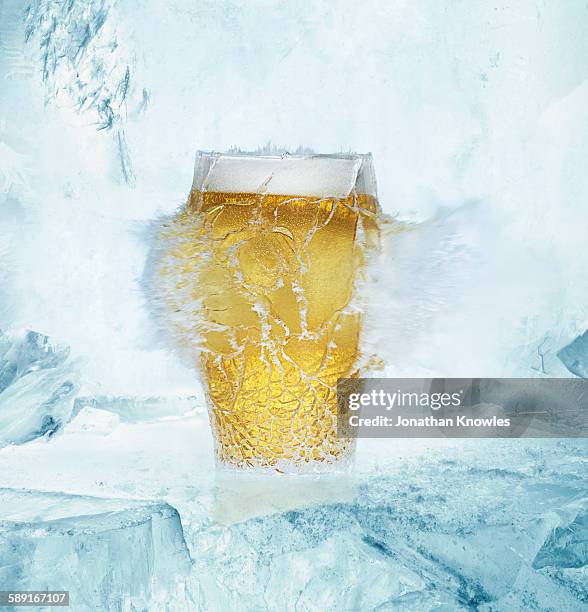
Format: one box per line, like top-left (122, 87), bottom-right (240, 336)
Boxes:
top-left (154, 152), bottom-right (382, 472)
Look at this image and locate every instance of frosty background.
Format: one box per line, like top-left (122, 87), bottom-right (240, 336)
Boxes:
top-left (1, 1), bottom-right (588, 610)
top-left (1, 0), bottom-right (588, 394)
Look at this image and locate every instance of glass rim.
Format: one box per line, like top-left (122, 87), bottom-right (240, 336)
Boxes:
top-left (194, 150), bottom-right (373, 161)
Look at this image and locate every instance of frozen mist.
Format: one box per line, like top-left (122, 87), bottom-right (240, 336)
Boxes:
top-left (1, 0), bottom-right (588, 610)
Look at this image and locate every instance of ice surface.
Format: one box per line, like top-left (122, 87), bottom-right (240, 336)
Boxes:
top-left (0, 488), bottom-right (193, 611)
top-left (180, 437), bottom-right (588, 611)
top-left (0, 407), bottom-right (587, 610)
top-left (72, 395), bottom-right (200, 423)
top-left (558, 330), bottom-right (588, 378)
top-left (0, 330), bottom-right (78, 448)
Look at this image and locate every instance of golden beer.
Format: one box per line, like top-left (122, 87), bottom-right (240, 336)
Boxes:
top-left (154, 153), bottom-right (382, 471)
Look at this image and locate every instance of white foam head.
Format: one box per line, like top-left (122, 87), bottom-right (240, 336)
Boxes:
top-left (192, 152), bottom-right (377, 198)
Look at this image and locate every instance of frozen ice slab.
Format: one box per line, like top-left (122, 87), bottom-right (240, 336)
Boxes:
top-left (0, 488), bottom-right (193, 611)
top-left (1, 408), bottom-right (586, 610)
top-left (179, 441), bottom-right (588, 611)
top-left (185, 496), bottom-right (587, 611)
top-left (558, 330), bottom-right (588, 378)
top-left (72, 395), bottom-right (200, 423)
top-left (0, 330), bottom-right (78, 448)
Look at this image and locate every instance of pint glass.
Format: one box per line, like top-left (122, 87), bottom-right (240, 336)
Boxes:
top-left (155, 152), bottom-right (382, 472)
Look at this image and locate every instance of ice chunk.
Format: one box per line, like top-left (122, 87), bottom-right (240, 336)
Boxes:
top-left (181, 447), bottom-right (587, 611)
top-left (0, 330), bottom-right (79, 447)
top-left (190, 509), bottom-right (436, 612)
top-left (558, 330), bottom-right (588, 378)
top-left (533, 504), bottom-right (588, 570)
top-left (0, 488), bottom-right (193, 611)
top-left (72, 395), bottom-right (200, 423)
top-left (531, 501), bottom-right (588, 605)
top-left (264, 534), bottom-right (427, 611)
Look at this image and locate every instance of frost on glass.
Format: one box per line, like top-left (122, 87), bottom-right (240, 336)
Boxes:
top-left (0, 488), bottom-right (193, 611)
top-left (151, 153), bottom-right (387, 472)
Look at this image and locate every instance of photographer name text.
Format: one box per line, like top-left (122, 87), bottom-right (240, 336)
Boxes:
top-left (348, 414), bottom-right (511, 428)
top-left (347, 390), bottom-right (511, 428)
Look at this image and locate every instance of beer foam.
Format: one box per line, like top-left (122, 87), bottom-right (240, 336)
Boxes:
top-left (192, 153), bottom-right (377, 198)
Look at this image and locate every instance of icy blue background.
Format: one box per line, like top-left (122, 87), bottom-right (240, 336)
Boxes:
top-left (1, 0), bottom-right (587, 393)
top-left (1, 1), bottom-right (587, 610)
